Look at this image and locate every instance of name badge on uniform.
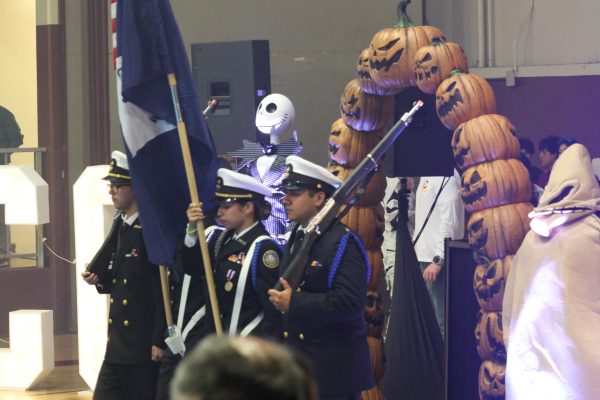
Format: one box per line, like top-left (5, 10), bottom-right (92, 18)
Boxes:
top-left (310, 260), bottom-right (322, 269)
top-left (227, 254), bottom-right (239, 263)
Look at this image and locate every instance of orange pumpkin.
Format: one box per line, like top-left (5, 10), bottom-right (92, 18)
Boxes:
top-left (361, 387), bottom-right (385, 400)
top-left (356, 48), bottom-right (401, 96)
top-left (328, 164), bottom-right (386, 207)
top-left (452, 114), bottom-right (520, 169)
top-left (367, 337), bottom-right (385, 382)
top-left (467, 202), bottom-right (533, 264)
top-left (368, 2), bottom-right (431, 91)
top-left (474, 310), bottom-right (506, 362)
top-left (340, 79), bottom-right (394, 131)
top-left (473, 256), bottom-right (512, 311)
top-left (478, 360), bottom-right (506, 399)
top-left (415, 37), bottom-right (469, 94)
top-left (460, 159), bottom-right (532, 213)
top-left (367, 249), bottom-right (383, 291)
top-left (364, 290), bottom-right (384, 338)
top-left (340, 205), bottom-right (384, 250)
top-left (420, 25), bottom-right (447, 42)
top-left (435, 71), bottom-right (496, 131)
top-left (328, 118), bottom-right (383, 168)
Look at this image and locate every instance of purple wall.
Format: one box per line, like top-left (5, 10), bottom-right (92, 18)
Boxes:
top-left (488, 75), bottom-right (600, 165)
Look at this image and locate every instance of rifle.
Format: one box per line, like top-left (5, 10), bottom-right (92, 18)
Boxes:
top-left (275, 100), bottom-right (423, 290)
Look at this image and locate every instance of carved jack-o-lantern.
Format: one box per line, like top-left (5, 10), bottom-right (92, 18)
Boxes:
top-left (340, 79), bottom-right (394, 132)
top-left (328, 164), bottom-right (386, 207)
top-left (473, 256), bottom-right (512, 311)
top-left (364, 290), bottom-right (384, 338)
top-left (356, 48), bottom-right (401, 96)
top-left (461, 159), bottom-right (532, 213)
top-left (328, 118), bottom-right (383, 168)
top-left (420, 25), bottom-right (447, 42)
top-left (435, 71), bottom-right (496, 131)
top-left (474, 311), bottom-right (506, 362)
top-left (452, 114), bottom-right (520, 170)
top-left (478, 360), bottom-right (506, 399)
top-left (367, 249), bottom-right (383, 291)
top-left (368, 2), bottom-right (431, 91)
top-left (340, 205), bottom-right (384, 250)
top-left (467, 202), bottom-right (533, 264)
top-left (414, 37), bottom-right (469, 95)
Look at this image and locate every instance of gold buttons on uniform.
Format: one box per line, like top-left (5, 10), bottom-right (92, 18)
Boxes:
top-left (296, 287), bottom-right (302, 292)
top-left (108, 318), bottom-right (113, 324)
top-left (283, 331), bottom-right (289, 338)
top-left (112, 278), bottom-right (116, 284)
top-left (122, 299), bottom-right (128, 306)
top-left (299, 333), bottom-right (305, 341)
top-left (110, 298), bottom-right (114, 304)
top-left (123, 278), bottom-right (127, 285)
top-left (124, 320), bottom-right (129, 327)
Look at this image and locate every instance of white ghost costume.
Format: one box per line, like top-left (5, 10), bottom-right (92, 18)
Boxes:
top-left (503, 144), bottom-right (600, 400)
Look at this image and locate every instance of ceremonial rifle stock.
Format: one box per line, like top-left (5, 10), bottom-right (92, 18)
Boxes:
top-left (275, 100), bottom-right (423, 290)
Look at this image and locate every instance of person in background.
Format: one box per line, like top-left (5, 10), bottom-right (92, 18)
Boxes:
top-left (170, 335), bottom-right (317, 400)
top-left (518, 137), bottom-right (542, 184)
top-left (82, 150), bottom-right (166, 400)
top-left (413, 172), bottom-right (465, 339)
top-left (537, 135), bottom-right (560, 188)
top-left (558, 136), bottom-right (578, 155)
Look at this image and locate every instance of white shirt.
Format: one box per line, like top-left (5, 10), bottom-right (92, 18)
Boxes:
top-left (413, 173), bottom-right (465, 263)
top-left (122, 212), bottom-right (139, 226)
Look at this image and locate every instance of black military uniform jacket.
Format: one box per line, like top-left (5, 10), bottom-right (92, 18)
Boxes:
top-left (87, 214), bottom-right (166, 365)
top-left (202, 222), bottom-right (282, 337)
top-left (281, 222), bottom-right (374, 396)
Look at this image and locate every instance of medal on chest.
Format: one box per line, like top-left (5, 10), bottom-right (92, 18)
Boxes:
top-left (224, 269), bottom-right (237, 292)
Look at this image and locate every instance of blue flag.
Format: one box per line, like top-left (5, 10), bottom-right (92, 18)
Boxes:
top-left (115, 0), bottom-right (217, 267)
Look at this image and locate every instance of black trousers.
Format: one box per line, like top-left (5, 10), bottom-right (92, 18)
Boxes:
top-left (94, 360), bottom-right (159, 400)
top-left (155, 350), bottom-right (183, 400)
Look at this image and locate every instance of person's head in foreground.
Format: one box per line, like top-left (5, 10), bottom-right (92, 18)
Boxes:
top-left (171, 335), bottom-right (317, 400)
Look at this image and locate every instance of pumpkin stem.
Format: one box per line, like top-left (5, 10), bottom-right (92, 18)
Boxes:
top-left (395, 0), bottom-right (415, 28)
top-left (451, 69), bottom-right (465, 76)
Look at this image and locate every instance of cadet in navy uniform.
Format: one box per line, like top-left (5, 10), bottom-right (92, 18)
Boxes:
top-left (82, 151), bottom-right (166, 400)
top-left (185, 168), bottom-right (283, 338)
top-left (268, 156), bottom-right (374, 400)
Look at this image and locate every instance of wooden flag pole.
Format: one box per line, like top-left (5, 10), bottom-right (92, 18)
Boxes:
top-left (166, 72), bottom-right (223, 336)
top-left (159, 266), bottom-right (174, 326)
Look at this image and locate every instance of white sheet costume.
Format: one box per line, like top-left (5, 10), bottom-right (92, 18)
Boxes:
top-left (503, 144), bottom-right (600, 400)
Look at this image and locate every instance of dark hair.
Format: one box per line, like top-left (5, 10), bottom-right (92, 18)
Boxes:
top-left (235, 197), bottom-right (271, 221)
top-left (171, 335), bottom-right (316, 400)
top-left (518, 138), bottom-right (535, 155)
top-left (538, 135), bottom-right (560, 155)
top-left (558, 136), bottom-right (578, 148)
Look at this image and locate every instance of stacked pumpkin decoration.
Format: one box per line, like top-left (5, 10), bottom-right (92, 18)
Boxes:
top-left (426, 47), bottom-right (532, 400)
top-left (330, 2), bottom-right (451, 398)
top-left (324, 0), bottom-right (533, 398)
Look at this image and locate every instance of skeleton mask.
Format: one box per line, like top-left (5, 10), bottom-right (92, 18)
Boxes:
top-left (255, 93), bottom-right (296, 138)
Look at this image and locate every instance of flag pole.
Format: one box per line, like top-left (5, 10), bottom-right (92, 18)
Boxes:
top-left (165, 72), bottom-right (223, 336)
